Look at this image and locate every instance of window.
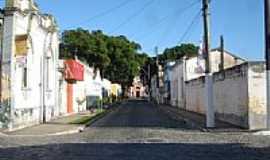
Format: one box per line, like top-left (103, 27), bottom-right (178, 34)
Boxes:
top-left (22, 66), bottom-right (27, 88)
top-left (15, 35), bottom-right (28, 57)
top-left (46, 57), bottom-right (51, 90)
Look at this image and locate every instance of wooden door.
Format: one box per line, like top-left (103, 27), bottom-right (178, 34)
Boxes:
top-left (67, 83), bottom-right (73, 113)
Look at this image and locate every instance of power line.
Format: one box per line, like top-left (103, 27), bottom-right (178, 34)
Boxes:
top-left (67, 0), bottom-right (135, 29)
top-left (134, 0), bottom-right (200, 41)
top-left (109, 0), bottom-right (156, 34)
top-left (156, 1), bottom-right (201, 47)
top-left (178, 10), bottom-right (202, 45)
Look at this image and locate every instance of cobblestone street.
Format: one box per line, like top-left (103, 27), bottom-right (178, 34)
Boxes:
top-left (1, 100), bottom-right (270, 160)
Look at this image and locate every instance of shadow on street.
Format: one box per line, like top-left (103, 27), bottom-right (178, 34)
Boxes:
top-left (90, 100), bottom-right (195, 130)
top-left (0, 143), bottom-right (270, 160)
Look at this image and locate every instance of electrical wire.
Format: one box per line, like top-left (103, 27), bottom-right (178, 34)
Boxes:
top-left (134, 0), bottom-right (200, 41)
top-left (67, 0), bottom-right (135, 29)
top-left (109, 0), bottom-right (156, 34)
top-left (156, 1), bottom-right (201, 47)
top-left (178, 10), bottom-right (202, 45)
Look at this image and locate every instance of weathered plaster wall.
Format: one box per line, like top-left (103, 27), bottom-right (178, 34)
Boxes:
top-left (185, 77), bottom-right (206, 114)
top-left (213, 64), bottom-right (249, 128)
top-left (248, 62), bottom-right (267, 130)
top-left (184, 62), bottom-right (267, 129)
top-left (1, 0), bottom-right (59, 130)
top-left (171, 61), bottom-right (186, 109)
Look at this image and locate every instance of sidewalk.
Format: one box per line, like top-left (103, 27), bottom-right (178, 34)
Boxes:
top-left (2, 109), bottom-right (107, 137)
top-left (158, 104), bottom-right (245, 132)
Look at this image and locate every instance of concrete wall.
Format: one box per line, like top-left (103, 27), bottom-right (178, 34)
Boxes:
top-left (213, 64), bottom-right (249, 128)
top-left (185, 64), bottom-right (249, 128)
top-left (185, 77), bottom-right (206, 114)
top-left (247, 62), bottom-right (267, 130)
top-left (171, 61), bottom-right (186, 108)
top-left (184, 62), bottom-right (267, 129)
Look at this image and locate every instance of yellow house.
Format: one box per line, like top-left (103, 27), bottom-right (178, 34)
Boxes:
top-left (111, 84), bottom-right (122, 97)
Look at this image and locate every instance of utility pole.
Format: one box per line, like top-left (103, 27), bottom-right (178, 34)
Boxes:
top-left (220, 35), bottom-right (225, 71)
top-left (148, 63), bottom-right (151, 101)
top-left (202, 0), bottom-right (215, 128)
top-left (155, 46), bottom-right (159, 104)
top-left (265, 0), bottom-right (270, 129)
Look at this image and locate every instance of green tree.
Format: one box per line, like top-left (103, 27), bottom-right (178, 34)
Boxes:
top-left (159, 43), bottom-right (199, 63)
top-left (60, 28), bottom-right (149, 93)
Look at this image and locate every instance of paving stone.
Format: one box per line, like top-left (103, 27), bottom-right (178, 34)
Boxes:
top-left (0, 100), bottom-right (270, 160)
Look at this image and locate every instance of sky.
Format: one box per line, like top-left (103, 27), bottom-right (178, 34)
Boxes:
top-left (0, 0), bottom-right (265, 60)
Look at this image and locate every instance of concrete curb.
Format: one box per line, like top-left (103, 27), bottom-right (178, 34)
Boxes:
top-left (0, 104), bottom-right (119, 137)
top-left (253, 130), bottom-right (270, 136)
top-left (0, 126), bottom-right (85, 137)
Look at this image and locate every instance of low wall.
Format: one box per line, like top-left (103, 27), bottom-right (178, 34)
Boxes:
top-left (248, 62), bottom-right (267, 130)
top-left (213, 64), bottom-right (249, 128)
top-left (185, 63), bottom-right (266, 129)
top-left (185, 77), bottom-right (206, 114)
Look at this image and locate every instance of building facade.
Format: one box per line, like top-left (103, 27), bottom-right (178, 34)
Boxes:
top-left (129, 76), bottom-right (146, 98)
top-left (0, 0), bottom-right (59, 130)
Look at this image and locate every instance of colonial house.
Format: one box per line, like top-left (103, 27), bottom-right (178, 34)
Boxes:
top-left (129, 76), bottom-right (146, 98)
top-left (59, 58), bottom-right (109, 113)
top-left (58, 59), bottom-right (86, 116)
top-left (0, 0), bottom-right (59, 130)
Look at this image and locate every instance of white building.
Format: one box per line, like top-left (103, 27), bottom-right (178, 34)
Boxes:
top-left (185, 48), bottom-right (245, 81)
top-left (129, 76), bottom-right (146, 98)
top-left (0, 0), bottom-right (59, 130)
top-left (102, 78), bottom-right (112, 98)
top-left (171, 49), bottom-right (245, 108)
top-left (58, 59), bottom-right (107, 114)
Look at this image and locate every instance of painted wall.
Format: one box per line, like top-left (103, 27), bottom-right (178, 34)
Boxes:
top-left (185, 77), bottom-right (206, 114)
top-left (184, 63), bottom-right (267, 129)
top-left (247, 62), bottom-right (267, 130)
top-left (170, 61), bottom-right (186, 108)
top-left (1, 0), bottom-right (59, 130)
top-left (213, 64), bottom-right (249, 128)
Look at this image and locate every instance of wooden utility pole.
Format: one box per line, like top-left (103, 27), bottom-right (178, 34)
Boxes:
top-left (265, 0), bottom-right (270, 129)
top-left (220, 35), bottom-right (225, 71)
top-left (155, 46), bottom-right (160, 104)
top-left (148, 63), bottom-right (151, 101)
top-left (202, 0), bottom-right (215, 128)
top-left (155, 46), bottom-right (159, 88)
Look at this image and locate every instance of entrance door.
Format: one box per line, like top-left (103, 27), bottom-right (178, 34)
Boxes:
top-left (136, 91), bottom-right (140, 98)
top-left (67, 83), bottom-right (73, 113)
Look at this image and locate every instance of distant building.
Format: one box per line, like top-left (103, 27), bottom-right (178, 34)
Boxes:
top-left (129, 76), bottom-right (146, 98)
top-left (185, 48), bottom-right (245, 81)
top-left (111, 84), bottom-right (122, 98)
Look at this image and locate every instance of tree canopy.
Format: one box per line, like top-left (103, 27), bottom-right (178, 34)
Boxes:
top-left (158, 43), bottom-right (199, 64)
top-left (60, 28), bottom-right (148, 90)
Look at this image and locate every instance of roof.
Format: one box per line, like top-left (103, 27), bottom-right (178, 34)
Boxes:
top-left (211, 47), bottom-right (246, 61)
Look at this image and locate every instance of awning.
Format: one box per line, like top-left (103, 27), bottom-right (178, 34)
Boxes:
top-left (64, 60), bottom-right (84, 81)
